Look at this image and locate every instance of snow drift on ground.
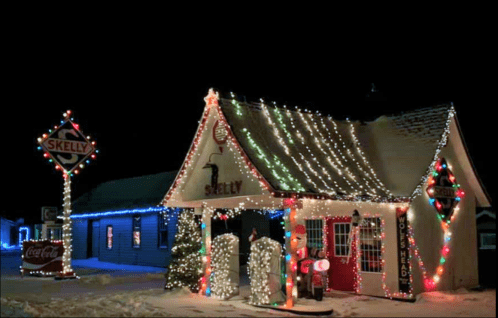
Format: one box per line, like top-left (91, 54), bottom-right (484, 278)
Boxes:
top-left (1, 273), bottom-right (495, 318)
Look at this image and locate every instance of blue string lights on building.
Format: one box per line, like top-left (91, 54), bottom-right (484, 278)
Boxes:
top-left (70, 206), bottom-right (179, 221)
top-left (266, 209), bottom-right (285, 219)
top-left (18, 226), bottom-right (30, 246)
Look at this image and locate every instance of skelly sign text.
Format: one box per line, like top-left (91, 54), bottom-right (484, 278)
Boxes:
top-left (205, 180), bottom-right (243, 196)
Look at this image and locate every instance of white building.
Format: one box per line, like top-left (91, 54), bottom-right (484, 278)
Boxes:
top-left (162, 89), bottom-right (491, 302)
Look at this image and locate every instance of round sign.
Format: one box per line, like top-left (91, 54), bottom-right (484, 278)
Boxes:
top-left (213, 120), bottom-right (228, 145)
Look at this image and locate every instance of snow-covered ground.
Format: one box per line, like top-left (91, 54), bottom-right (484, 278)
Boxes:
top-left (1, 251), bottom-right (496, 317)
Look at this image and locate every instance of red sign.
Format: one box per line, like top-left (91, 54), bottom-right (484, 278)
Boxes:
top-left (22, 240), bottom-right (63, 274)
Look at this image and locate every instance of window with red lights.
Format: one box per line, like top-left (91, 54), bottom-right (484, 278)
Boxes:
top-left (107, 225), bottom-right (113, 250)
top-left (359, 217), bottom-right (382, 273)
top-left (132, 215), bottom-right (141, 248)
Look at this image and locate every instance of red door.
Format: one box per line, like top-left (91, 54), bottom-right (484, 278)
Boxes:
top-left (327, 217), bottom-right (355, 291)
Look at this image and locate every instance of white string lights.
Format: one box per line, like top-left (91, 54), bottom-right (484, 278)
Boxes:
top-left (211, 234), bottom-right (239, 299)
top-left (165, 209), bottom-right (202, 292)
top-left (161, 89), bottom-right (464, 307)
top-left (61, 174), bottom-right (74, 275)
top-left (36, 110), bottom-right (97, 279)
top-left (162, 89), bottom-right (277, 210)
top-left (235, 96), bottom-right (402, 203)
top-left (410, 107), bottom-right (456, 201)
top-left (248, 237), bottom-right (284, 306)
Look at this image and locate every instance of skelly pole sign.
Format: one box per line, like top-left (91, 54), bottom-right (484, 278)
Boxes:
top-left (36, 110), bottom-right (97, 279)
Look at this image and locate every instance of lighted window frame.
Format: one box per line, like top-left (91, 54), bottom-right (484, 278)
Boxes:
top-left (333, 222), bottom-right (351, 257)
top-left (132, 215), bottom-right (141, 248)
top-left (106, 225), bottom-right (113, 250)
top-left (359, 217), bottom-right (382, 273)
top-left (305, 219), bottom-right (324, 251)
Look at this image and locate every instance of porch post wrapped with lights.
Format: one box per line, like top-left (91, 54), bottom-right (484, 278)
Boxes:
top-left (283, 197), bottom-right (302, 308)
top-left (200, 204), bottom-right (213, 296)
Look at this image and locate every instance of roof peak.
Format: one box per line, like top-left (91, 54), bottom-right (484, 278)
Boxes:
top-left (220, 90), bottom-right (455, 123)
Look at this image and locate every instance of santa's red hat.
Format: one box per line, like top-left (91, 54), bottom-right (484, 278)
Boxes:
top-left (295, 224), bottom-right (306, 235)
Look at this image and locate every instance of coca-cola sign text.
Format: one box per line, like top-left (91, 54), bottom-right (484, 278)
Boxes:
top-left (22, 241), bottom-right (63, 273)
top-left (25, 245), bottom-right (60, 259)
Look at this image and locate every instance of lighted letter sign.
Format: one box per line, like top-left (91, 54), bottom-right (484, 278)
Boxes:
top-left (396, 208), bottom-right (410, 294)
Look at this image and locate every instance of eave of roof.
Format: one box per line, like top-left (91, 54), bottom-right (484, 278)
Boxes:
top-left (72, 171), bottom-right (177, 215)
top-left (219, 95), bottom-right (408, 202)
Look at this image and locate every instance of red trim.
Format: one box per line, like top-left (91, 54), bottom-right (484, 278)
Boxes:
top-left (162, 90), bottom-right (275, 206)
top-left (162, 105), bottom-right (213, 205)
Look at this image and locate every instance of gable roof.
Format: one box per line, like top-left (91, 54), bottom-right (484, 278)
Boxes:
top-left (476, 209), bottom-right (496, 220)
top-left (72, 171), bottom-right (177, 214)
top-left (355, 105), bottom-right (454, 198)
top-left (163, 89), bottom-right (490, 207)
top-left (218, 95), bottom-right (455, 202)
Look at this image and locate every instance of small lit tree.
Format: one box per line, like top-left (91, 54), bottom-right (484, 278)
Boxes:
top-left (164, 209), bottom-right (202, 292)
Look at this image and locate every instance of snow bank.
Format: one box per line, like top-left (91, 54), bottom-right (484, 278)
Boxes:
top-left (6, 290), bottom-right (166, 318)
top-left (1, 277), bottom-right (495, 317)
top-left (78, 274), bottom-right (112, 285)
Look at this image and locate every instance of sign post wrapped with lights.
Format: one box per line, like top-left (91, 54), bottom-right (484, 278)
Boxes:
top-left (37, 110), bottom-right (97, 279)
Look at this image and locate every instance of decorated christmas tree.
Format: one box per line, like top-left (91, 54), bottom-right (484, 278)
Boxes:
top-left (164, 209), bottom-right (202, 292)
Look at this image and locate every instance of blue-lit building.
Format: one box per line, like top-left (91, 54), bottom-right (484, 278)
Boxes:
top-left (71, 171), bottom-right (181, 268)
top-left (1, 216), bottom-right (17, 249)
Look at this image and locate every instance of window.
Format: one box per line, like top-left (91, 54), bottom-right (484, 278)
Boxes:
top-left (334, 223), bottom-right (351, 257)
top-left (480, 233), bottom-right (496, 250)
top-left (359, 217), bottom-right (382, 272)
top-left (106, 225), bottom-right (113, 250)
top-left (305, 219), bottom-right (323, 250)
top-left (158, 213), bottom-right (168, 248)
top-left (132, 215), bottom-right (141, 248)
top-left (50, 228), bottom-right (62, 240)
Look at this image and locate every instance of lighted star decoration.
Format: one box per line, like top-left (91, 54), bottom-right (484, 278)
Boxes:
top-left (204, 88), bottom-right (219, 107)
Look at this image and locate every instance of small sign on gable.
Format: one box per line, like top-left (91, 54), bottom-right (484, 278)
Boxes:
top-left (426, 158), bottom-right (465, 222)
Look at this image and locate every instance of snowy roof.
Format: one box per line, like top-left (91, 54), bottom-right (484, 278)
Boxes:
top-left (72, 171), bottom-right (177, 214)
top-left (356, 105), bottom-right (453, 197)
top-left (219, 96), bottom-right (453, 201)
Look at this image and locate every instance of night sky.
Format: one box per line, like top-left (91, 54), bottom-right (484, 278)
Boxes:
top-left (3, 43), bottom-right (494, 224)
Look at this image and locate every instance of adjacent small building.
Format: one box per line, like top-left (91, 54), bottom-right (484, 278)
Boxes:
top-left (476, 208), bottom-right (496, 287)
top-left (1, 216), bottom-right (28, 248)
top-left (71, 171), bottom-right (179, 268)
top-left (1, 216), bottom-right (17, 248)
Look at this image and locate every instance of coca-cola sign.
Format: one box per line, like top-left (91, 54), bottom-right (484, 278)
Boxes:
top-left (22, 240), bottom-right (63, 273)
